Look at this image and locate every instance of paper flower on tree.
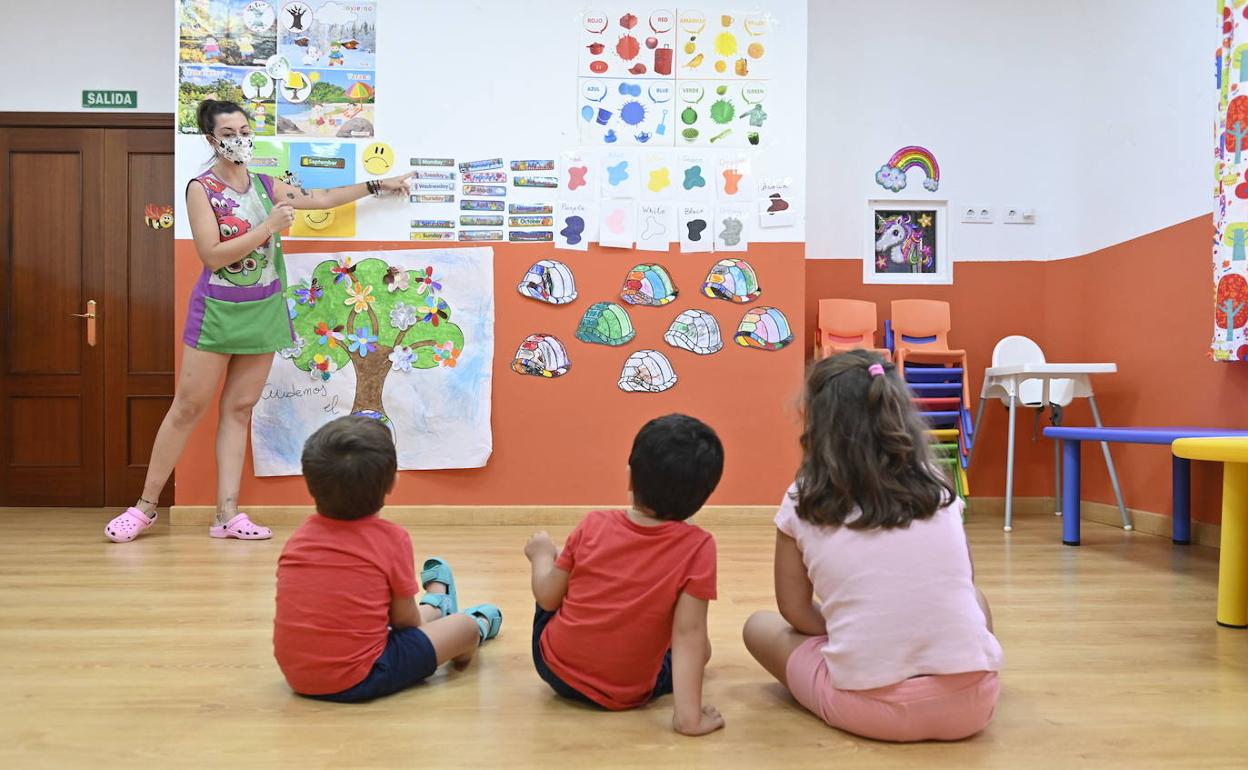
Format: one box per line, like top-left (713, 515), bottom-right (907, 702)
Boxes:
top-left (331, 257), bottom-right (357, 285)
top-left (412, 266), bottom-right (442, 296)
top-left (347, 325), bottom-right (378, 356)
top-left (294, 278), bottom-right (324, 306)
top-left (419, 295), bottom-right (450, 326)
top-left (434, 340), bottom-right (460, 368)
top-left (383, 266), bottom-right (410, 293)
top-left (390, 302), bottom-right (418, 330)
top-left (388, 344), bottom-right (415, 372)
top-left (345, 283), bottom-right (376, 313)
top-left (279, 335), bottom-right (306, 360)
top-left (310, 353), bottom-right (337, 381)
top-left (315, 320), bottom-right (346, 348)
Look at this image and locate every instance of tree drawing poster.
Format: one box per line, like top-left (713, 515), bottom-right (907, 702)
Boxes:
top-left (1215, 5), bottom-right (1248, 360)
top-left (250, 248), bottom-right (495, 476)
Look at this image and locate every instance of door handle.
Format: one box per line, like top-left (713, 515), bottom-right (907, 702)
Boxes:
top-left (71, 299), bottom-right (97, 347)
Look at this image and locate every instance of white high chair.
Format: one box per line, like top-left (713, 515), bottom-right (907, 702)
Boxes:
top-left (989, 335), bottom-right (1128, 521)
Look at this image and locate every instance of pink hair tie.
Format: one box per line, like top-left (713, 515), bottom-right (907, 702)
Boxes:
top-left (867, 363), bottom-right (885, 378)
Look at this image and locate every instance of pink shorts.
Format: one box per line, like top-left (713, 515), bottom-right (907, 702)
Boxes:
top-left (785, 636), bottom-right (1000, 742)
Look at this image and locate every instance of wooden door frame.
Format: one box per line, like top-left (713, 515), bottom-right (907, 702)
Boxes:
top-left (0, 113), bottom-right (174, 129)
top-left (1, 112), bottom-right (176, 506)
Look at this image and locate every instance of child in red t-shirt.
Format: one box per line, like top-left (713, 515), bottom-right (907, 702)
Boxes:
top-left (274, 416), bottom-right (502, 701)
top-left (525, 414), bottom-right (725, 736)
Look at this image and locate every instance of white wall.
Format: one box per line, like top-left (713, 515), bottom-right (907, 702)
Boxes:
top-left (172, 0), bottom-right (809, 243)
top-left (3, 0), bottom-right (1213, 261)
top-left (806, 0), bottom-right (1212, 262)
top-left (0, 0), bottom-right (173, 112)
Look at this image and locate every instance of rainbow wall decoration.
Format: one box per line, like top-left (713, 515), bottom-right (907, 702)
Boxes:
top-left (875, 146), bottom-right (941, 193)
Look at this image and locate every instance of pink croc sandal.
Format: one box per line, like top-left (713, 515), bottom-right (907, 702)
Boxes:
top-left (209, 512), bottom-right (272, 540)
top-left (105, 507), bottom-right (157, 543)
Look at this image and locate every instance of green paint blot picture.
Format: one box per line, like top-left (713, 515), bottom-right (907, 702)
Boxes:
top-left (710, 99), bottom-right (735, 124)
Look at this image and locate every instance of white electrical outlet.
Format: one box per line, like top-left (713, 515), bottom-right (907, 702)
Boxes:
top-left (961, 205), bottom-right (994, 224)
top-left (1004, 206), bottom-right (1036, 225)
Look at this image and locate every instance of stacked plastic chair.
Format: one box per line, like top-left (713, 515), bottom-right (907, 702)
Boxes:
top-left (884, 300), bottom-right (972, 501)
top-left (813, 299), bottom-right (892, 361)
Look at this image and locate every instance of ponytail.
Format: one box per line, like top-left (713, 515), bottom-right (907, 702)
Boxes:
top-left (196, 99), bottom-right (247, 135)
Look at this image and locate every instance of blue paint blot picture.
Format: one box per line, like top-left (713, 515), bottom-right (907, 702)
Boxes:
top-left (620, 100), bottom-right (646, 126)
top-left (607, 161), bottom-right (630, 186)
top-left (560, 215), bottom-right (586, 245)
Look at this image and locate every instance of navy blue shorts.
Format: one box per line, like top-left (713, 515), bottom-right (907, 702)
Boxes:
top-left (309, 626), bottom-right (438, 703)
top-left (531, 604), bottom-right (672, 708)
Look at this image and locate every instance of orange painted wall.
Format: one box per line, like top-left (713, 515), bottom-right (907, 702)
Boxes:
top-left (174, 239), bottom-right (806, 507)
top-left (806, 216), bottom-right (1248, 525)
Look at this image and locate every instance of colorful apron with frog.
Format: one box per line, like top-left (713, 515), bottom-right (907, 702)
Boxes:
top-left (183, 170), bottom-right (294, 355)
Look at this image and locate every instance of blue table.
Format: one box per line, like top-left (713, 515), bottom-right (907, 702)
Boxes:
top-left (1042, 427), bottom-right (1248, 546)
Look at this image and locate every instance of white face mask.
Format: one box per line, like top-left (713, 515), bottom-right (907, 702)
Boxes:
top-left (215, 135), bottom-right (254, 165)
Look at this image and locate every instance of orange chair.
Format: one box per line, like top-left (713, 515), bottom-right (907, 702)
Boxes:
top-left (890, 299), bottom-right (968, 403)
top-left (814, 299), bottom-right (892, 360)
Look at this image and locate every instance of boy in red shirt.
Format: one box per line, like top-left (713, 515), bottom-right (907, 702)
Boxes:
top-left (525, 414), bottom-right (724, 736)
top-left (274, 416), bottom-right (502, 701)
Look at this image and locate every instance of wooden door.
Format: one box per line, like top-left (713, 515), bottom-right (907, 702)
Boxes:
top-left (0, 127), bottom-right (107, 505)
top-left (103, 129), bottom-right (175, 507)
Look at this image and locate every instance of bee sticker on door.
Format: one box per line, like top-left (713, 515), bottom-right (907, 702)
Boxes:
top-left (144, 204), bottom-right (174, 230)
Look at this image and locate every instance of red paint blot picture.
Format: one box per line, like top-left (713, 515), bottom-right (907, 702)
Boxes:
top-left (616, 34), bottom-right (640, 61)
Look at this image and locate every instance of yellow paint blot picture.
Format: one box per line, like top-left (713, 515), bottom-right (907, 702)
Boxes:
top-left (647, 167), bottom-right (671, 193)
top-left (714, 32), bottom-right (738, 57)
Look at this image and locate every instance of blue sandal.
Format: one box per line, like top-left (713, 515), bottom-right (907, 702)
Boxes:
top-left (464, 604), bottom-right (503, 644)
top-left (418, 557), bottom-right (458, 617)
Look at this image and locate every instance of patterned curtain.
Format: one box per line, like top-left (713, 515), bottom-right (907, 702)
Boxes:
top-left (1215, 1), bottom-right (1248, 360)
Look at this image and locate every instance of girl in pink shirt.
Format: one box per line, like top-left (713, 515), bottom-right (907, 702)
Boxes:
top-left (743, 350), bottom-right (1003, 742)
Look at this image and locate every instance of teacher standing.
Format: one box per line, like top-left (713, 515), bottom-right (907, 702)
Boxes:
top-left (106, 99), bottom-right (412, 543)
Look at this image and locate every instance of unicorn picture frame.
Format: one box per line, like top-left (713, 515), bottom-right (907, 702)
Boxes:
top-left (864, 199), bottom-right (951, 285)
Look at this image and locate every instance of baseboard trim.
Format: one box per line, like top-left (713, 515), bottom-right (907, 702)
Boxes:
top-left (967, 497), bottom-right (1222, 549)
top-left (169, 499), bottom-right (1222, 546)
top-left (169, 505), bottom-right (778, 527)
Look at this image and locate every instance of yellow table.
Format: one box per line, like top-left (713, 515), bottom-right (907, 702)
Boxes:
top-left (1171, 437), bottom-right (1248, 628)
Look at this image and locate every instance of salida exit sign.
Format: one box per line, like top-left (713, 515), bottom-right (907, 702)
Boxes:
top-left (82, 90), bottom-right (137, 109)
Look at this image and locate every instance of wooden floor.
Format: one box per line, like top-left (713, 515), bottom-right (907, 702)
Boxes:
top-left (2, 511), bottom-right (1247, 769)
